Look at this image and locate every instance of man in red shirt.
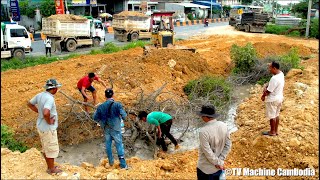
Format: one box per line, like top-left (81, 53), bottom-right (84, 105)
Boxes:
top-left (77, 72), bottom-right (107, 112)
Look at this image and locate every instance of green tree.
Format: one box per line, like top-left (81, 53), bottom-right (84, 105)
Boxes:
top-left (19, 0), bottom-right (36, 18)
top-left (39, 0), bottom-right (56, 17)
top-left (291, 0), bottom-right (308, 18)
top-left (242, 0), bottom-right (253, 5)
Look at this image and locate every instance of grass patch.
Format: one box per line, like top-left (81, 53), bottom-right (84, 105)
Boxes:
top-left (265, 24), bottom-right (292, 35)
top-left (1, 125), bottom-right (29, 153)
top-left (122, 40), bottom-right (148, 50)
top-left (1, 53), bottom-right (81, 72)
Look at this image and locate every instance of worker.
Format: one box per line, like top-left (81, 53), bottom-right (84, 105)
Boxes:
top-left (44, 37), bottom-right (52, 57)
top-left (77, 72), bottom-right (107, 113)
top-left (138, 111), bottom-right (180, 152)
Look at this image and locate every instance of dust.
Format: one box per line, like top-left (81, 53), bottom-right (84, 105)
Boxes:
top-left (1, 25), bottom-right (319, 179)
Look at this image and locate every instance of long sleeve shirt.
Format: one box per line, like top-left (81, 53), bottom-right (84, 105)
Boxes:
top-left (93, 99), bottom-right (127, 132)
top-left (197, 120), bottom-right (232, 174)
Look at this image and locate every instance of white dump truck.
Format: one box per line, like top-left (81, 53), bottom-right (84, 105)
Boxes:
top-left (42, 14), bottom-right (105, 52)
top-left (1, 23), bottom-right (32, 59)
top-left (113, 11), bottom-right (151, 42)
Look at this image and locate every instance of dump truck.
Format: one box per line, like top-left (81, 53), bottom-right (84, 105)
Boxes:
top-left (235, 12), bottom-right (268, 33)
top-left (1, 22), bottom-right (32, 59)
top-left (42, 14), bottom-right (105, 52)
top-left (112, 11), bottom-right (151, 42)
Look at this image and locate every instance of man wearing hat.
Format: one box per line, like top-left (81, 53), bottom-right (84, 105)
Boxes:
top-left (93, 88), bottom-right (129, 169)
top-left (196, 105), bottom-right (231, 180)
top-left (27, 79), bottom-right (63, 175)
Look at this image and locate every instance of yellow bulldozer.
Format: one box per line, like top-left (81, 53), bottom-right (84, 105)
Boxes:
top-left (143, 11), bottom-right (196, 55)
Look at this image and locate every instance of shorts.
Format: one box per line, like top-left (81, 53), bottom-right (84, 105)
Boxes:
top-left (78, 86), bottom-right (96, 99)
top-left (265, 99), bottom-right (283, 119)
top-left (38, 130), bottom-right (59, 158)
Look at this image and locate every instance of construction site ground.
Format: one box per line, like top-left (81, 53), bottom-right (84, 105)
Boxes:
top-left (1, 26), bottom-right (319, 179)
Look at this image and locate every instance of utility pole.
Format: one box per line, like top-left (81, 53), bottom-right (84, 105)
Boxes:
top-left (65, 0), bottom-right (69, 14)
top-left (211, 0), bottom-right (213, 19)
top-left (305, 0), bottom-right (312, 37)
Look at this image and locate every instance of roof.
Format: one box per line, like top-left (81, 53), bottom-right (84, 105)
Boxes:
top-left (192, 1), bottom-right (221, 9)
top-left (168, 2), bottom-right (210, 9)
top-left (127, 1), bottom-right (158, 5)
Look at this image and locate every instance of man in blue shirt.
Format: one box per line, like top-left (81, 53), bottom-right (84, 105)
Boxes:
top-left (93, 89), bottom-right (128, 169)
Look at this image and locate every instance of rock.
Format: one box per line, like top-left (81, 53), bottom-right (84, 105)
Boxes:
top-left (294, 89), bottom-right (304, 98)
top-left (107, 172), bottom-right (119, 179)
top-left (93, 172), bottom-right (102, 178)
top-left (286, 69), bottom-right (302, 78)
top-left (294, 82), bottom-right (309, 91)
top-left (1, 148), bottom-right (12, 155)
top-left (286, 147), bottom-right (291, 151)
top-left (161, 163), bottom-right (175, 171)
top-left (168, 59), bottom-right (176, 68)
top-left (289, 138), bottom-right (301, 146)
top-left (99, 159), bottom-right (108, 167)
top-left (81, 162), bottom-right (94, 169)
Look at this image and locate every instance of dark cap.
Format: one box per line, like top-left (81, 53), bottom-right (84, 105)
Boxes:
top-left (105, 88), bottom-right (114, 98)
top-left (196, 105), bottom-right (220, 118)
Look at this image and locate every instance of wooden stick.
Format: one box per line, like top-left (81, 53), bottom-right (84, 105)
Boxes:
top-left (59, 90), bottom-right (96, 109)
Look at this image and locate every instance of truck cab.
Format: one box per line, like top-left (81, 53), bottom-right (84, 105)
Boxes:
top-left (91, 19), bottom-right (105, 45)
top-left (1, 23), bottom-right (32, 59)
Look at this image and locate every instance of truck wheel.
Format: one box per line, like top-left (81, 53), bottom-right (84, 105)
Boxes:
top-left (66, 39), bottom-right (77, 52)
top-left (93, 38), bottom-right (101, 47)
top-left (13, 49), bottom-right (25, 60)
top-left (130, 32), bottom-right (139, 41)
top-left (245, 25), bottom-right (250, 32)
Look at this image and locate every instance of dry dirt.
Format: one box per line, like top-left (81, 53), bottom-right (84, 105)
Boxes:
top-left (115, 11), bottom-right (147, 17)
top-left (1, 26), bottom-right (319, 179)
top-left (47, 14), bottom-right (88, 21)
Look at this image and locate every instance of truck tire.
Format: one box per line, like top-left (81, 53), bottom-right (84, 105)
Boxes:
top-left (93, 38), bottom-right (101, 47)
top-left (66, 39), bottom-right (77, 52)
top-left (245, 25), bottom-right (250, 32)
top-left (130, 32), bottom-right (139, 41)
top-left (13, 49), bottom-right (25, 60)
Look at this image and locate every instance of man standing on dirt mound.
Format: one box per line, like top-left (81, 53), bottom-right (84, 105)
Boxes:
top-left (261, 61), bottom-right (285, 136)
top-left (93, 89), bottom-right (129, 169)
top-left (138, 111), bottom-right (180, 152)
top-left (196, 105), bottom-right (231, 180)
top-left (77, 72), bottom-right (107, 113)
top-left (27, 79), bottom-right (63, 175)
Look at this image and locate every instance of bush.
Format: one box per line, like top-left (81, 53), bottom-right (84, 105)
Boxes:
top-left (265, 24), bottom-right (292, 35)
top-left (1, 125), bottom-right (28, 153)
top-left (101, 42), bottom-right (122, 53)
top-left (187, 13), bottom-right (194, 21)
top-left (229, 46), bottom-right (302, 85)
top-left (310, 18), bottom-right (319, 39)
top-left (183, 76), bottom-right (232, 108)
top-left (230, 43), bottom-right (257, 73)
top-left (122, 40), bottom-right (148, 50)
top-left (288, 30), bottom-right (301, 37)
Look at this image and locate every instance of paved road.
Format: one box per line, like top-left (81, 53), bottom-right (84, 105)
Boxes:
top-left (29, 22), bottom-right (229, 57)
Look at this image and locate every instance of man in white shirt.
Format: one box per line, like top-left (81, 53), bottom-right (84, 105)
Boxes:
top-left (27, 79), bottom-right (63, 175)
top-left (44, 37), bottom-right (52, 57)
top-left (261, 61), bottom-right (285, 136)
top-left (196, 105), bottom-right (231, 180)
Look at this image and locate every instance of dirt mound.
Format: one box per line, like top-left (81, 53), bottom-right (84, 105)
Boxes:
top-left (253, 42), bottom-right (313, 58)
top-left (115, 11), bottom-right (147, 17)
top-left (47, 14), bottom-right (88, 21)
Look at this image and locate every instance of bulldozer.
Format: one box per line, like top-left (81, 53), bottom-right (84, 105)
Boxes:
top-left (143, 11), bottom-right (196, 55)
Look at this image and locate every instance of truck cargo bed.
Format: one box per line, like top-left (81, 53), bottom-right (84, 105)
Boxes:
top-left (42, 18), bottom-right (91, 37)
